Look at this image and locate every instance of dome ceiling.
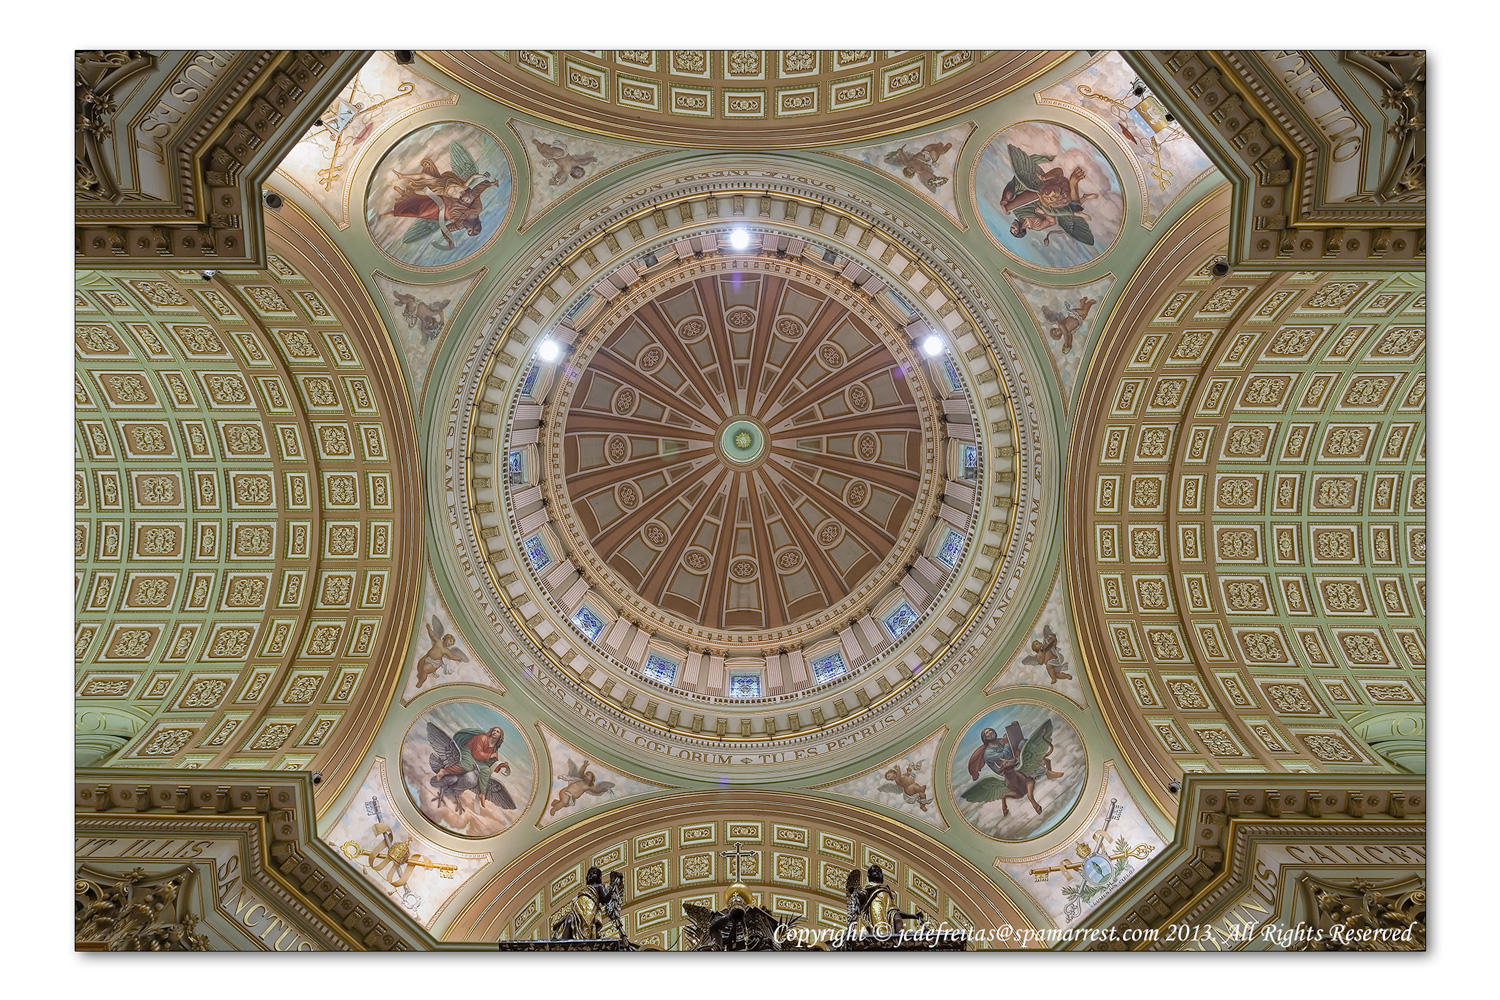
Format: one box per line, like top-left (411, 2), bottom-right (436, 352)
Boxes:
top-left (552, 266), bottom-right (950, 648)
top-left (452, 169), bottom-right (1041, 777)
top-left (74, 48), bottom-right (1426, 950)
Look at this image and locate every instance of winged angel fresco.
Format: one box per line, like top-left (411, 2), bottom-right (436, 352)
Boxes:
top-left (548, 759), bottom-right (616, 816)
top-left (883, 141), bottom-right (953, 193)
top-left (999, 144), bottom-right (1101, 249)
top-left (1022, 624), bottom-right (1074, 683)
top-left (378, 140), bottom-right (498, 250)
top-left (426, 721), bottom-right (516, 815)
top-left (963, 720), bottom-right (1065, 816)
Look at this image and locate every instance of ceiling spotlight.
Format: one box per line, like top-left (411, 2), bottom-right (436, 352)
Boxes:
top-left (727, 227), bottom-right (751, 251)
top-left (537, 337), bottom-right (561, 363)
top-left (920, 333), bottom-right (945, 357)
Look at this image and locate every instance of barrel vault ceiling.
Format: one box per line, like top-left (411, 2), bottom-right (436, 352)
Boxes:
top-left (74, 48), bottom-right (1425, 948)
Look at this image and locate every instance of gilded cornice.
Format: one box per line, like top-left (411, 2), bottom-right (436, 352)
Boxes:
top-left (75, 50), bottom-right (368, 268)
top-left (1123, 50), bottom-right (1424, 270)
top-left (1072, 772), bottom-right (1424, 950)
top-left (75, 768), bottom-right (433, 950)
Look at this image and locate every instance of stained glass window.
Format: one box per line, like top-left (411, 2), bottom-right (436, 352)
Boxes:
top-left (571, 605), bottom-right (605, 641)
top-left (523, 533), bottom-right (552, 571)
top-left (882, 601), bottom-right (920, 640)
top-left (642, 652), bottom-right (678, 685)
top-left (960, 443), bottom-right (980, 480)
top-left (936, 527), bottom-right (965, 569)
top-left (941, 356), bottom-right (963, 394)
top-left (506, 449), bottom-right (525, 485)
top-left (728, 674), bottom-right (762, 698)
top-left (519, 364), bottom-right (540, 398)
top-left (811, 651), bottom-right (847, 684)
top-left (566, 294), bottom-right (593, 322)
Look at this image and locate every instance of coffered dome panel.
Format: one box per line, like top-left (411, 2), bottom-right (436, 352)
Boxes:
top-left (73, 208), bottom-right (422, 807)
top-left (422, 50), bottom-right (1070, 148)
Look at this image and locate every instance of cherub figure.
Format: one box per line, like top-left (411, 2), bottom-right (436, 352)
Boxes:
top-left (881, 763), bottom-right (933, 812)
top-left (1023, 624), bottom-right (1073, 683)
top-left (549, 758), bottom-right (616, 815)
top-left (883, 141), bottom-right (953, 193)
top-left (392, 291), bottom-right (450, 343)
top-left (532, 137), bottom-right (599, 186)
top-left (415, 614), bottom-right (468, 687)
top-left (1040, 296), bottom-right (1098, 354)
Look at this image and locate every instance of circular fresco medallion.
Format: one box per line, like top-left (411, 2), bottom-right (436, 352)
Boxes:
top-left (972, 121), bottom-right (1124, 272)
top-left (364, 121), bottom-right (513, 271)
top-left (949, 701), bottom-right (1087, 841)
top-left (400, 700), bottom-right (535, 838)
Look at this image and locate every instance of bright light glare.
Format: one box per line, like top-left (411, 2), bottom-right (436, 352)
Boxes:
top-left (537, 337), bottom-right (561, 362)
top-left (727, 227), bottom-right (751, 250)
top-left (920, 333), bottom-right (945, 357)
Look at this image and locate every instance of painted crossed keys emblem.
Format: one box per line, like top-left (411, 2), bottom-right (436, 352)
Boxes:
top-left (1028, 798), bottom-right (1154, 885)
top-left (341, 798), bottom-right (457, 887)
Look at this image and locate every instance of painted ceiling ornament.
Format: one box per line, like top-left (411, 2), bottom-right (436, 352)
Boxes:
top-left (509, 120), bottom-right (663, 231)
top-left (833, 122), bottom-right (976, 228)
top-left (537, 723), bottom-right (668, 829)
top-left (323, 757), bottom-right (491, 927)
top-left (951, 702), bottom-right (1087, 841)
top-left (416, 614), bottom-right (469, 687)
top-left (276, 50), bottom-right (458, 228)
top-left (1004, 270), bottom-right (1117, 409)
top-left (364, 121), bottom-right (513, 270)
top-left (400, 571), bottom-right (505, 704)
top-left (400, 701), bottom-right (535, 838)
top-left (994, 763), bottom-right (1166, 926)
top-left (973, 121), bottom-right (1125, 271)
top-left (813, 728), bottom-right (948, 830)
top-left (1038, 51), bottom-right (1217, 228)
top-left (371, 267), bottom-right (486, 406)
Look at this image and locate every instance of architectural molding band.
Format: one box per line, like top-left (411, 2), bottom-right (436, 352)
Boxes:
top-left (1073, 773), bottom-right (1425, 951)
top-left (76, 50), bottom-right (368, 268)
top-left (1123, 50), bottom-right (1424, 270)
top-left (75, 768), bottom-right (434, 951)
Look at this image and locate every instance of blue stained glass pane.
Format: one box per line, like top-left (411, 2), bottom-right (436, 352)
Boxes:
top-left (882, 602), bottom-right (920, 640)
top-left (942, 357), bottom-right (963, 393)
top-left (519, 364), bottom-right (540, 397)
top-left (936, 528), bottom-right (965, 569)
top-left (523, 534), bottom-right (552, 571)
top-left (571, 605), bottom-right (605, 641)
top-left (728, 674), bottom-right (762, 699)
top-left (960, 443), bottom-right (980, 480)
top-left (566, 294), bottom-right (593, 322)
top-left (642, 653), bottom-right (678, 685)
top-left (507, 449), bottom-right (525, 485)
top-left (811, 651), bottom-right (847, 684)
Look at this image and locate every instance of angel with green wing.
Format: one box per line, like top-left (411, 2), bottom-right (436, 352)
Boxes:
top-left (963, 719), bottom-right (1066, 816)
top-left (999, 143), bottom-right (1100, 250)
top-left (381, 139), bottom-right (496, 248)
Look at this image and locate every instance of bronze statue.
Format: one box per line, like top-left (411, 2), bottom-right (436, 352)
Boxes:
top-left (846, 864), bottom-right (925, 935)
top-left (681, 882), bottom-right (803, 951)
top-left (550, 866), bottom-right (627, 941)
